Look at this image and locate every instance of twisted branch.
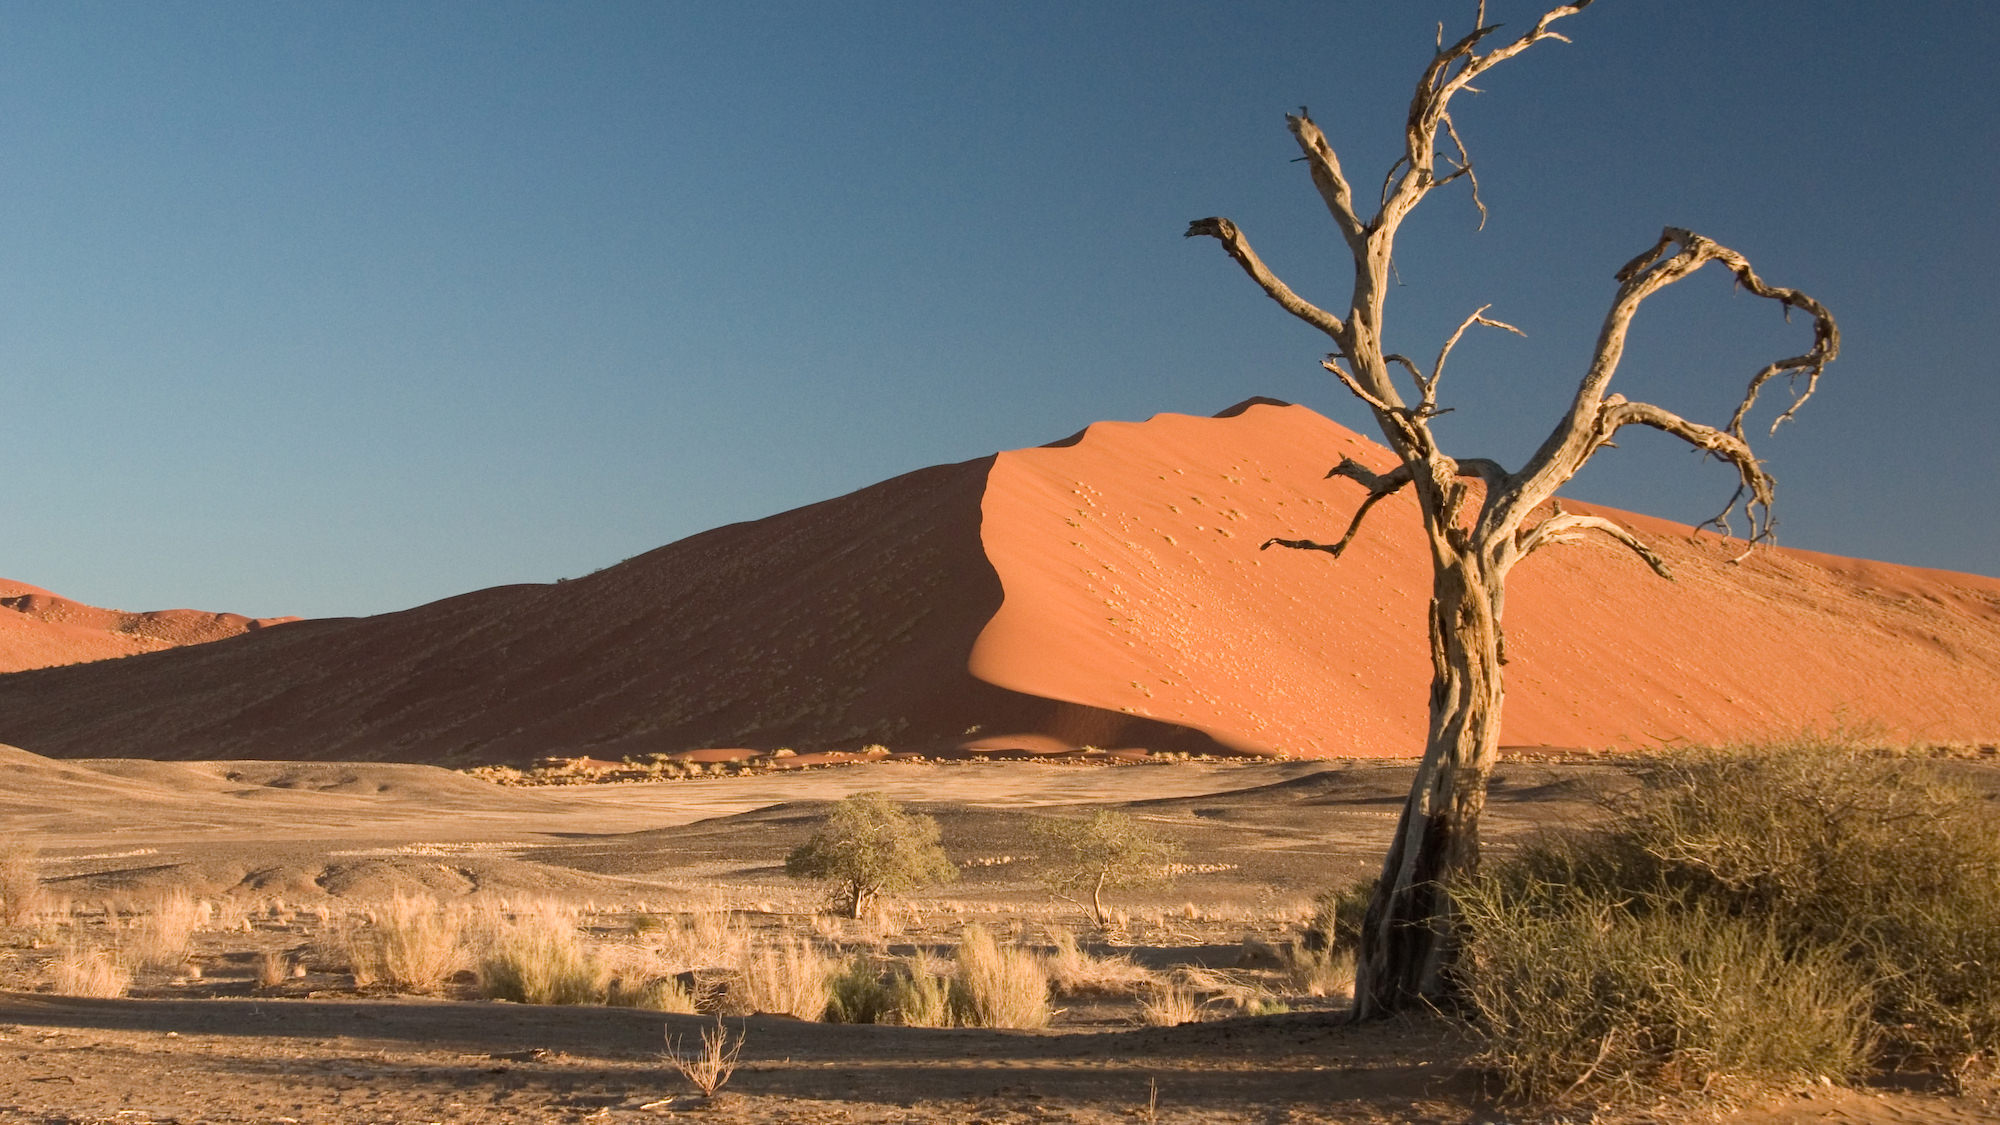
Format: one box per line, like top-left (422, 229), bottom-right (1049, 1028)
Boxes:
top-left (1261, 460), bottom-right (1413, 559)
top-left (1516, 501), bottom-right (1673, 579)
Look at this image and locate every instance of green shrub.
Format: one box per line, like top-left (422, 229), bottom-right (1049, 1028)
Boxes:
top-left (826, 952), bottom-right (959, 1026)
top-left (1033, 811), bottom-right (1182, 927)
top-left (785, 793), bottom-right (956, 918)
top-left (826, 955), bottom-right (896, 1023)
top-left (1461, 741), bottom-right (2000, 1102)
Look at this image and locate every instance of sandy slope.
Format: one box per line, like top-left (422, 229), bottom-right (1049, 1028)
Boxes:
top-left (1, 401), bottom-right (1995, 764)
top-left (0, 578), bottom-right (295, 674)
top-left (974, 401), bottom-right (2000, 756)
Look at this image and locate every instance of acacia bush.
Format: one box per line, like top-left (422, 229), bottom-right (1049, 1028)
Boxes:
top-left (1033, 810), bottom-right (1181, 928)
top-left (785, 792), bottom-right (955, 918)
top-left (1461, 741), bottom-right (2000, 1103)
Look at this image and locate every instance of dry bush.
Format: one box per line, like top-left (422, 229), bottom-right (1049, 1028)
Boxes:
top-left (664, 1018), bottom-right (745, 1098)
top-left (477, 902), bottom-right (610, 1005)
top-left (1461, 890), bottom-right (1871, 1105)
top-left (125, 890), bottom-right (203, 970)
top-left (45, 945), bottom-right (130, 998)
top-left (727, 935), bottom-right (831, 1019)
top-left (1460, 740), bottom-right (2000, 1103)
top-left (1044, 927), bottom-right (1158, 998)
top-left (0, 845), bottom-right (44, 926)
top-left (345, 893), bottom-right (467, 993)
top-left (1302, 879), bottom-right (1372, 956)
top-left (950, 924), bottom-right (1049, 1029)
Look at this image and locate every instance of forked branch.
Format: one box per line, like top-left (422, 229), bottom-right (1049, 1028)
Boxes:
top-left (1516, 501), bottom-right (1673, 579)
top-left (1512, 226), bottom-right (1839, 547)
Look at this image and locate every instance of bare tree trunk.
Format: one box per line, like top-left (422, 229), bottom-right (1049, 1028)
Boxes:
top-left (1185, 1), bottom-right (1838, 1020)
top-left (1353, 551), bottom-right (1505, 1017)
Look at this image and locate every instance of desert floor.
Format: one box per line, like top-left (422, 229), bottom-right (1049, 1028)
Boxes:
top-left (2, 751), bottom-right (1997, 1124)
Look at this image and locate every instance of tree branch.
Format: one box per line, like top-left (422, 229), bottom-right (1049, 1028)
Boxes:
top-left (1184, 217), bottom-right (1347, 341)
top-left (1285, 111), bottom-right (1367, 252)
top-left (1507, 226), bottom-right (1838, 545)
top-left (1429, 304), bottom-right (1524, 402)
top-left (1382, 3), bottom-right (1592, 227)
top-left (1261, 460), bottom-right (1413, 559)
top-left (1598, 395), bottom-right (1774, 543)
top-left (1515, 501), bottom-right (1673, 579)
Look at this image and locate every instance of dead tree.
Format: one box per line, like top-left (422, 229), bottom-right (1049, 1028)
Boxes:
top-left (1185, 1), bottom-right (1838, 1017)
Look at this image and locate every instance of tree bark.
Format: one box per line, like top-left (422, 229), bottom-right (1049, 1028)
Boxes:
top-left (1352, 549), bottom-right (1505, 1017)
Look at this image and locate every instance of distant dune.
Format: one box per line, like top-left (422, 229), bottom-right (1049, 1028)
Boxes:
top-left (0, 578), bottom-right (297, 674)
top-left (2, 400), bottom-right (1996, 763)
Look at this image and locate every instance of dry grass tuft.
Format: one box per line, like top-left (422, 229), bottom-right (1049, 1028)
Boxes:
top-left (46, 945), bottom-right (130, 998)
top-left (1043, 927), bottom-right (1158, 998)
top-left (0, 845), bottom-right (44, 926)
top-left (727, 936), bottom-right (831, 1020)
top-left (476, 902), bottom-right (609, 1005)
top-left (1139, 978), bottom-right (1200, 1026)
top-left (344, 893), bottom-right (467, 993)
top-left (950, 924), bottom-right (1050, 1029)
top-left (125, 890), bottom-right (203, 970)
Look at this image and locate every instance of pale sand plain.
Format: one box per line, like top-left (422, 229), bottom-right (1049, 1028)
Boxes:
top-left (3, 746), bottom-right (1997, 1124)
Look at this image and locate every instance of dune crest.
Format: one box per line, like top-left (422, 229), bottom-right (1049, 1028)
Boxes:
top-left (1, 402), bottom-right (1996, 763)
top-left (972, 401), bottom-right (2000, 754)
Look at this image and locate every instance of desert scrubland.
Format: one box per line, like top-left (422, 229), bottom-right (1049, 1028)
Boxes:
top-left (2, 741), bottom-right (1998, 1124)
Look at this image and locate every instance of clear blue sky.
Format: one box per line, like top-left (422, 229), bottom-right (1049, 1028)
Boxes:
top-left (4, 2), bottom-right (1994, 620)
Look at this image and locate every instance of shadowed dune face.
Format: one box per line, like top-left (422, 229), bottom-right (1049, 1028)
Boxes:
top-left (1, 402), bottom-right (1997, 765)
top-left (0, 578), bottom-right (296, 674)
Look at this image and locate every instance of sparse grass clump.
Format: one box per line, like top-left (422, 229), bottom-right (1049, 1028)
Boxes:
top-left (727, 935), bottom-right (832, 1019)
top-left (1461, 740), bottom-right (2000, 1104)
top-left (950, 924), bottom-right (1050, 1029)
top-left (1139, 978), bottom-right (1200, 1026)
top-left (0, 845), bottom-right (44, 926)
top-left (1044, 927), bottom-right (1158, 998)
top-left (344, 893), bottom-right (467, 993)
top-left (126, 890), bottom-right (203, 970)
top-left (45, 944), bottom-right (131, 998)
top-left (477, 903), bottom-right (610, 1005)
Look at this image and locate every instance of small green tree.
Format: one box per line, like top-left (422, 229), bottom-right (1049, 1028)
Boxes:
top-left (1034, 811), bottom-right (1182, 928)
top-left (785, 792), bottom-right (956, 918)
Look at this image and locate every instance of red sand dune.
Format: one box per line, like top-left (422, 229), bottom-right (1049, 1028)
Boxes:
top-left (0, 578), bottom-right (296, 674)
top-left (1, 401), bottom-right (1996, 764)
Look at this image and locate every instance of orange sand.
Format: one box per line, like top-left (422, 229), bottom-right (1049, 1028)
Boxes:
top-left (2, 401), bottom-right (1994, 763)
